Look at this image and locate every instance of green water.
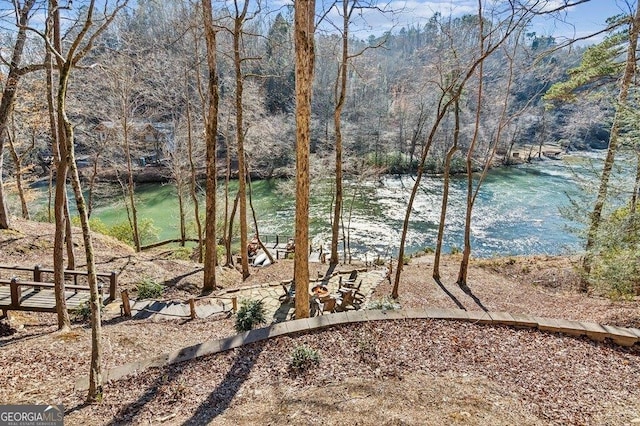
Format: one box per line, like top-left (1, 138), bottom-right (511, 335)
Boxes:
top-left (21, 151), bottom-right (626, 259)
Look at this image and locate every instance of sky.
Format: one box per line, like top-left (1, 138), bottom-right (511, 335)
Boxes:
top-left (314, 0), bottom-right (637, 45)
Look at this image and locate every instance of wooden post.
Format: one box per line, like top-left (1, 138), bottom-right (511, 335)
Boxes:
top-left (10, 277), bottom-right (21, 308)
top-left (33, 264), bottom-right (42, 281)
top-left (189, 298), bottom-right (196, 319)
top-left (33, 264), bottom-right (41, 292)
top-left (109, 272), bottom-right (117, 302)
top-left (1, 309), bottom-right (6, 319)
top-left (121, 289), bottom-right (131, 317)
top-left (232, 297), bottom-right (238, 313)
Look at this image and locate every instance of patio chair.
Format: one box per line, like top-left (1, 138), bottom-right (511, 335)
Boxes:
top-left (312, 296), bottom-right (336, 316)
top-left (279, 282), bottom-right (295, 304)
top-left (335, 289), bottom-right (360, 312)
top-left (340, 270), bottom-right (358, 286)
top-left (338, 279), bottom-right (364, 303)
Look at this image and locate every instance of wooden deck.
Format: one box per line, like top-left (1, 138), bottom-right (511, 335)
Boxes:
top-left (0, 285), bottom-right (91, 313)
top-left (0, 264), bottom-right (118, 314)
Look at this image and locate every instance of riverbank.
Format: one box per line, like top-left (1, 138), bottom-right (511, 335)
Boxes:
top-left (1, 218), bottom-right (638, 425)
top-left (71, 143), bottom-right (570, 185)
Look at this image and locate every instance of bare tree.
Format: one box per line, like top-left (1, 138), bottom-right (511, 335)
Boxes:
top-left (391, 1), bottom-right (537, 298)
top-left (230, 0), bottom-right (251, 279)
top-left (0, 0), bottom-right (40, 229)
top-left (433, 98), bottom-right (459, 280)
top-left (6, 76), bottom-right (48, 220)
top-left (202, 0), bottom-right (219, 292)
top-left (293, 0), bottom-right (316, 319)
top-left (39, 0), bottom-right (127, 401)
top-left (327, 0), bottom-right (389, 265)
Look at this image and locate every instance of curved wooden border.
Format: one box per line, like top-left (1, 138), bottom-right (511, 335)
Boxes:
top-left (75, 308), bottom-right (640, 391)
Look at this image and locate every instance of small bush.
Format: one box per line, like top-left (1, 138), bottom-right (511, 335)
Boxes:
top-left (423, 246), bottom-right (435, 254)
top-left (170, 246), bottom-right (193, 260)
top-left (289, 345), bottom-right (320, 373)
top-left (356, 334), bottom-right (379, 367)
top-left (373, 257), bottom-right (386, 266)
top-left (107, 218), bottom-right (160, 247)
top-left (366, 296), bottom-right (400, 311)
top-left (235, 299), bottom-right (267, 332)
top-left (450, 246), bottom-right (461, 255)
top-left (402, 255), bottom-right (411, 265)
top-left (71, 216), bottom-right (110, 235)
top-left (136, 278), bottom-right (163, 299)
top-left (32, 208), bottom-right (53, 223)
top-left (71, 301), bottom-right (103, 322)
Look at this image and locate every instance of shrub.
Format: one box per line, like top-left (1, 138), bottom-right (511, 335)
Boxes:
top-left (32, 207), bottom-right (53, 223)
top-left (170, 246), bottom-right (193, 261)
top-left (586, 206), bottom-right (640, 298)
top-left (71, 216), bottom-right (110, 235)
top-left (136, 278), bottom-right (163, 299)
top-left (71, 301), bottom-right (103, 322)
top-left (373, 257), bottom-right (386, 266)
top-left (289, 345), bottom-right (320, 373)
top-left (235, 299), bottom-right (267, 332)
top-left (107, 218), bottom-right (160, 247)
top-left (356, 334), bottom-right (379, 367)
top-left (366, 296), bottom-right (400, 311)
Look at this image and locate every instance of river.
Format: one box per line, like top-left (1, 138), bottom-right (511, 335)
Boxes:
top-left (75, 151), bottom-right (622, 260)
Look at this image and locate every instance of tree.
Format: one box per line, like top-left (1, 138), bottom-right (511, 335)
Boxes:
top-left (41, 0), bottom-right (127, 401)
top-left (433, 98), bottom-right (459, 280)
top-left (263, 12), bottom-right (294, 114)
top-left (6, 76), bottom-right (49, 220)
top-left (0, 0), bottom-right (40, 230)
top-left (391, 2), bottom-right (538, 298)
top-left (230, 0), bottom-right (252, 279)
top-left (293, 0), bottom-right (315, 319)
top-left (202, 0), bottom-right (219, 292)
top-left (545, 6), bottom-right (640, 288)
top-left (326, 0), bottom-right (390, 265)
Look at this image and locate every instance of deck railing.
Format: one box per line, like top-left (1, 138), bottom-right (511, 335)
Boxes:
top-left (0, 264), bottom-right (117, 304)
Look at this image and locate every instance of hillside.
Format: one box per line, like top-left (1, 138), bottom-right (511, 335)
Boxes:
top-left (0, 219), bottom-right (639, 425)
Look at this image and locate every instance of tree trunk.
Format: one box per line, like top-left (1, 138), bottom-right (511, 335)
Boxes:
top-left (0, 0), bottom-right (37, 229)
top-left (233, 3), bottom-right (250, 280)
top-left (391, 99), bottom-right (453, 298)
top-left (457, 4), bottom-right (486, 287)
top-left (330, 0), bottom-right (349, 266)
top-left (122, 114), bottom-right (141, 252)
top-left (51, 1), bottom-right (71, 331)
top-left (293, 0), bottom-right (316, 319)
top-left (50, 0), bottom-right (121, 400)
top-left (224, 116), bottom-right (233, 266)
top-left (64, 202), bottom-right (75, 270)
top-left (6, 124), bottom-right (33, 220)
top-left (185, 94), bottom-right (203, 262)
top-left (177, 179), bottom-right (186, 246)
top-left (61, 73), bottom-right (103, 402)
top-left (583, 4), bottom-right (640, 283)
top-left (433, 98), bottom-right (460, 280)
top-left (226, 193), bottom-right (239, 266)
top-left (202, 0), bottom-right (219, 292)
top-left (631, 150), bottom-right (640, 215)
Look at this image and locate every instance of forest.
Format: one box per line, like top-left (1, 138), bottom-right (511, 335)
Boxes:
top-left (1, 0), bottom-right (640, 403)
